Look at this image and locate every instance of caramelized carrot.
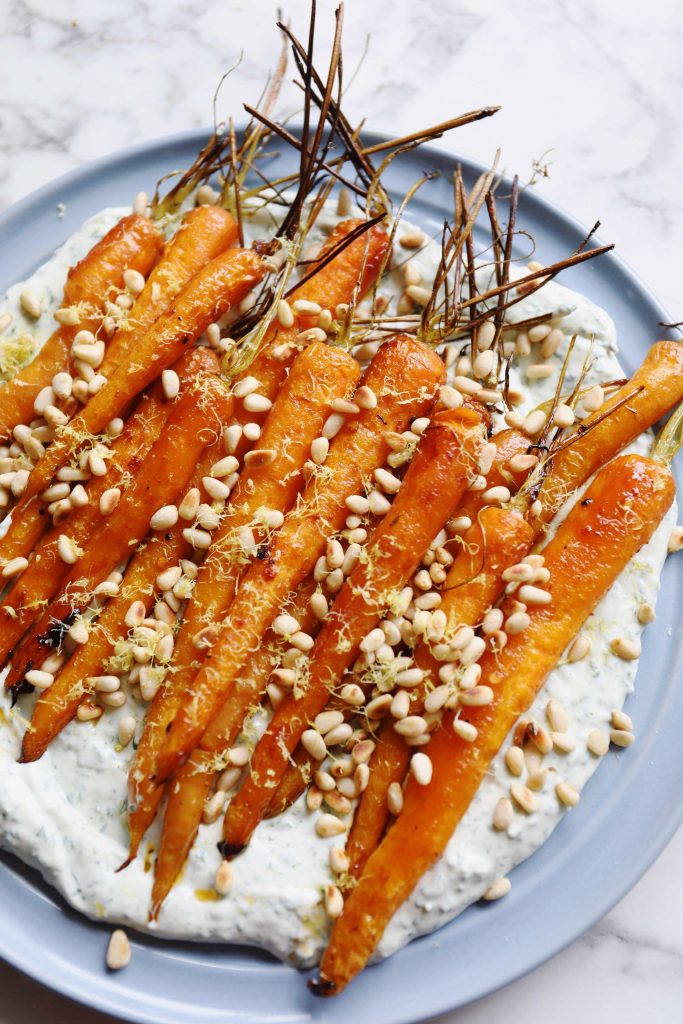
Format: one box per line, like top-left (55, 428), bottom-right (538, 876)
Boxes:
top-left (318, 450), bottom-right (676, 995)
top-left (219, 405), bottom-right (487, 856)
top-left (147, 579), bottom-right (321, 912)
top-left (346, 505), bottom-right (533, 878)
top-left (7, 349), bottom-right (230, 685)
top-left (100, 206), bottom-right (238, 375)
top-left (0, 215), bottom-right (164, 439)
top-left (155, 336), bottom-right (446, 783)
top-left (20, 440), bottom-right (225, 762)
top-left (127, 342), bottom-right (360, 853)
top-left (20, 248), bottom-right (263, 502)
top-left (0, 384), bottom-right (172, 670)
top-left (537, 340), bottom-right (683, 525)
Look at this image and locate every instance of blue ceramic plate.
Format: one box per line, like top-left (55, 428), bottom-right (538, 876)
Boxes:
top-left (0, 130), bottom-right (680, 1024)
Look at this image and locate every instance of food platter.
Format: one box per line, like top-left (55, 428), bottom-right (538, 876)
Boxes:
top-left (0, 127), bottom-right (680, 1024)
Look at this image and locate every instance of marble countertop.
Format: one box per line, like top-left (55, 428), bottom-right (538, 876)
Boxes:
top-left (0, 0), bottom-right (681, 1021)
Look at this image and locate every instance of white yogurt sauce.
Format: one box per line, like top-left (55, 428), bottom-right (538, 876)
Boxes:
top-left (0, 203), bottom-right (675, 967)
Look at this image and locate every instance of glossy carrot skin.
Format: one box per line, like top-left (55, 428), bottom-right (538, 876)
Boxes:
top-left (346, 505), bottom-right (534, 879)
top-left (0, 215), bottom-right (164, 440)
top-left (148, 579), bottom-right (321, 912)
top-left (0, 385), bottom-right (173, 673)
top-left (230, 220), bottom-right (390, 414)
top-left (20, 439), bottom-right (224, 762)
top-left (155, 336), bottom-right (446, 783)
top-left (318, 453), bottom-right (675, 994)
top-left (7, 350), bottom-right (230, 685)
top-left (538, 340), bottom-right (683, 526)
top-left (100, 206), bottom-right (238, 376)
top-left (220, 406), bottom-right (487, 856)
top-left (127, 343), bottom-right (360, 854)
top-left (21, 248), bottom-right (263, 503)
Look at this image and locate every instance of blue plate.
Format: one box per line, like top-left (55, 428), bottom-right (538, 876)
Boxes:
top-left (0, 130), bottom-right (680, 1024)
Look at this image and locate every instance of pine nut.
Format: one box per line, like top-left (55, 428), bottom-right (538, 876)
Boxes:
top-left (374, 467), bottom-right (401, 494)
top-left (2, 556), bottom-right (28, 578)
top-left (243, 393), bottom-right (272, 414)
top-left (483, 877), bottom-right (511, 901)
top-left (553, 403), bottom-right (575, 428)
top-left (523, 409), bottom-right (546, 435)
top-left (567, 634), bottom-right (591, 662)
top-left (611, 709), bottom-right (633, 731)
top-left (410, 752), bottom-right (433, 785)
top-left (330, 847), bottom-right (350, 875)
top-left (117, 716), bottom-right (137, 748)
top-left (546, 699), bottom-right (568, 733)
top-left (150, 505), bottom-right (178, 531)
top-left (316, 814), bottom-right (346, 838)
top-left (610, 636), bottom-right (640, 661)
top-left (161, 369), bottom-right (180, 400)
top-left (57, 534), bottom-right (80, 565)
top-left (505, 746), bottom-right (525, 776)
top-left (668, 526), bottom-right (683, 553)
top-left (276, 299), bottom-right (294, 327)
top-left (324, 884), bottom-right (344, 919)
top-left (452, 718), bottom-right (478, 742)
top-left (182, 528), bottom-right (212, 550)
top-left (233, 376), bottom-right (260, 398)
top-left (125, 601), bottom-right (146, 628)
top-left (203, 791), bottom-right (227, 824)
top-left (25, 669), bottom-right (54, 690)
top-left (510, 782), bottom-right (538, 814)
top-left (214, 859), bottom-right (233, 897)
top-left (322, 412), bottom-right (345, 440)
top-left (556, 781), bottom-right (580, 807)
top-left (582, 385), bottom-right (605, 412)
top-left (76, 702), bottom-right (102, 721)
top-left (366, 694), bottom-right (392, 719)
top-left (20, 289), bottom-right (42, 318)
top-left (587, 729), bottom-right (609, 756)
top-left (610, 728), bottom-right (635, 748)
top-left (493, 797), bottom-right (514, 831)
top-left (552, 732), bottom-right (576, 754)
top-left (244, 448), bottom-right (276, 468)
top-left (387, 781), bottom-right (404, 815)
top-left (300, 729), bottom-right (326, 760)
top-left (637, 602), bottom-right (656, 625)
top-left (106, 929), bottom-right (131, 971)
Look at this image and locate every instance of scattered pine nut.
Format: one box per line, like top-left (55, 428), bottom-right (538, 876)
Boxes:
top-left (482, 877), bottom-right (511, 901)
top-left (556, 781), bottom-right (580, 807)
top-left (510, 782), bottom-right (539, 814)
top-left (215, 859), bottom-right (233, 896)
top-left (610, 709), bottom-right (633, 732)
top-left (668, 526), bottom-right (683, 553)
top-left (610, 728), bottom-right (635, 748)
top-left (610, 636), bottom-right (641, 661)
top-left (587, 729), bottom-right (609, 757)
top-left (492, 797), bottom-right (513, 831)
top-left (106, 929), bottom-right (131, 971)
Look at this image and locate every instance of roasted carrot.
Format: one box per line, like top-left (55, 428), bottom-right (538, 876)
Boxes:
top-left (317, 447), bottom-right (677, 995)
top-left (537, 339), bottom-right (683, 526)
top-left (0, 346), bottom-right (207, 675)
top-left (155, 335), bottom-right (446, 782)
top-left (20, 247), bottom-right (263, 502)
top-left (148, 642), bottom-right (275, 917)
top-left (7, 349), bottom-right (231, 685)
top-left (100, 206), bottom-right (238, 376)
top-left (127, 342), bottom-right (360, 852)
top-left (345, 505), bottom-right (534, 878)
top-left (227, 219), bottom-right (390, 418)
top-left (0, 215), bottom-right (163, 439)
top-left (0, 385), bottom-right (173, 669)
top-left (0, 373), bottom-right (176, 569)
top-left (147, 577), bottom-right (322, 912)
top-left (20, 439), bottom-right (225, 762)
top-left (219, 405), bottom-right (487, 856)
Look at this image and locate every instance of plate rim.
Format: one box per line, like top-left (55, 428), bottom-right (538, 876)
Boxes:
top-left (0, 125), bottom-right (680, 1024)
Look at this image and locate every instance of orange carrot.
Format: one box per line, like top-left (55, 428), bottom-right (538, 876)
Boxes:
top-left (20, 247), bottom-right (263, 502)
top-left (126, 342), bottom-right (360, 854)
top-left (227, 219), bottom-right (390, 419)
top-left (317, 448), bottom-right (676, 995)
top-left (155, 335), bottom-right (446, 783)
top-left (219, 405), bottom-right (487, 856)
top-left (0, 385), bottom-right (173, 671)
top-left (0, 215), bottom-right (164, 439)
top-left (100, 206), bottom-right (238, 376)
top-left (20, 439), bottom-right (225, 762)
top-left (345, 505), bottom-right (534, 878)
top-left (7, 349), bottom-right (230, 684)
top-left (148, 579), bottom-right (320, 913)
top-left (537, 340), bottom-right (683, 526)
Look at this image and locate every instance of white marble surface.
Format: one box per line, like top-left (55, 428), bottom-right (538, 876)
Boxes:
top-left (0, 0), bottom-right (681, 1020)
